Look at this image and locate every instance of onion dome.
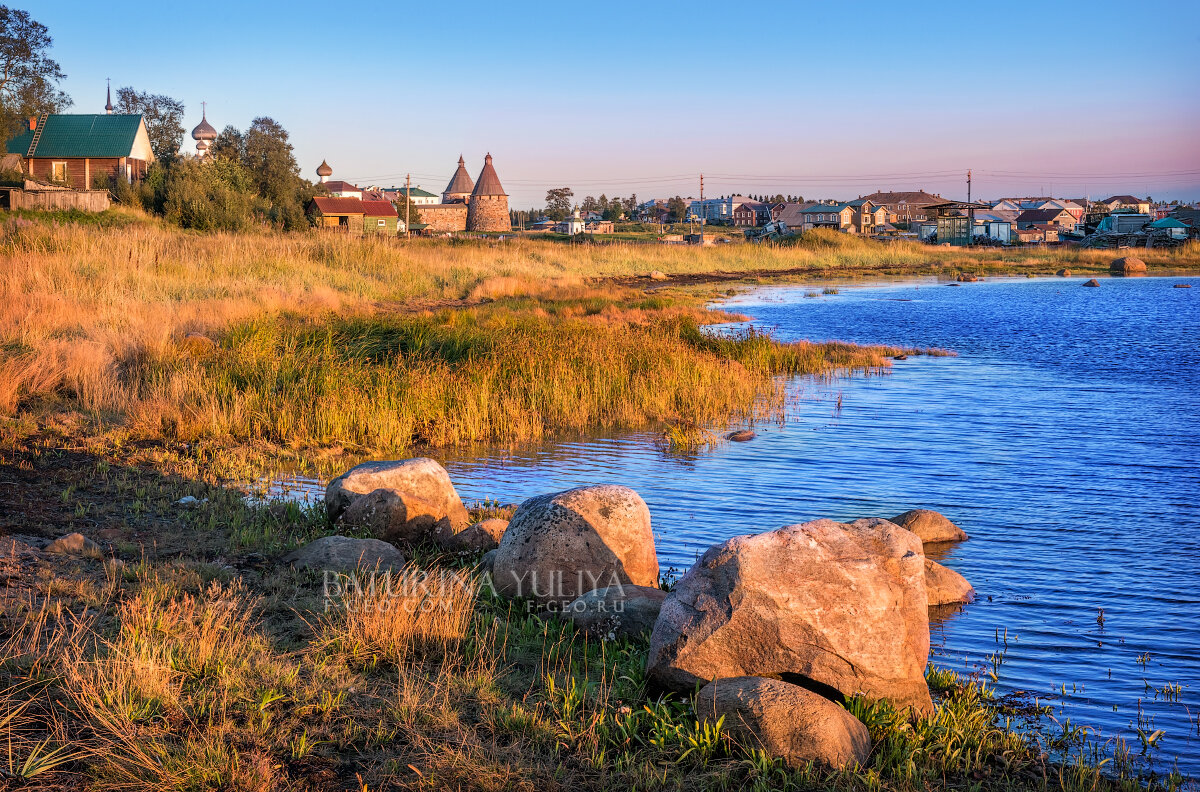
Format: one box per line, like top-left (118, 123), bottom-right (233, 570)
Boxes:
top-left (316, 159), bottom-right (333, 178)
top-left (191, 104), bottom-right (217, 142)
top-left (196, 140), bottom-right (209, 152)
top-left (104, 81), bottom-right (114, 114)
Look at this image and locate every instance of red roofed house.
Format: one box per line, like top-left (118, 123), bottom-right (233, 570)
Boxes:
top-left (307, 196), bottom-right (398, 235)
top-left (1014, 207), bottom-right (1077, 231)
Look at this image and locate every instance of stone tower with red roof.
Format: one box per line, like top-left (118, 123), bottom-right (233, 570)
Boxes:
top-left (466, 153), bottom-right (510, 232)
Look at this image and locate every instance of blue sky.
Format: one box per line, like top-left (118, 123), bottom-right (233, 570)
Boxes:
top-left (26, 0), bottom-right (1200, 205)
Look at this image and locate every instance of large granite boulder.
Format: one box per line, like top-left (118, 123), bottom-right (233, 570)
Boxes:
top-left (695, 677), bottom-right (872, 770)
top-left (439, 518), bottom-right (508, 553)
top-left (563, 585), bottom-right (667, 640)
top-left (925, 559), bottom-right (975, 606)
top-left (888, 509), bottom-right (967, 544)
top-left (325, 458), bottom-right (469, 531)
top-left (647, 518), bottom-right (933, 714)
top-left (340, 488), bottom-right (448, 545)
top-left (281, 535), bottom-right (405, 573)
top-left (493, 485), bottom-right (658, 608)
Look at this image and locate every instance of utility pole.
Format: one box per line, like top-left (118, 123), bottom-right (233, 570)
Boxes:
top-left (967, 169), bottom-right (974, 246)
top-left (699, 173), bottom-right (705, 245)
top-left (405, 173), bottom-right (411, 239)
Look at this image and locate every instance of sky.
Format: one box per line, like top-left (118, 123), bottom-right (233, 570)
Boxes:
top-left (24, 0), bottom-right (1200, 206)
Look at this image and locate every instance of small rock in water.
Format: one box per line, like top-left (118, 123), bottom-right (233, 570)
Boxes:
top-left (1174, 284), bottom-right (1191, 288)
top-left (924, 558), bottom-right (975, 606)
top-left (888, 509), bottom-right (968, 544)
top-left (946, 283), bottom-right (961, 287)
top-left (893, 354), bottom-right (908, 360)
top-left (1083, 278), bottom-right (1100, 287)
top-left (727, 429), bottom-right (757, 442)
top-left (1057, 269), bottom-right (1071, 277)
top-left (46, 533), bottom-right (103, 559)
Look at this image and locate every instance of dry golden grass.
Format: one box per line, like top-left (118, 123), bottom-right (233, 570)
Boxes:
top-left (1, 212), bottom-right (942, 452)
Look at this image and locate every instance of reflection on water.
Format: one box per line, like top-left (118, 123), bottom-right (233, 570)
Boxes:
top-left (274, 275), bottom-right (1200, 777)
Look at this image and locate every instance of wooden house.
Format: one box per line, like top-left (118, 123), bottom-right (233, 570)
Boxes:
top-left (308, 196), bottom-right (366, 233)
top-left (4, 114), bottom-right (154, 189)
top-left (361, 200), bottom-right (399, 234)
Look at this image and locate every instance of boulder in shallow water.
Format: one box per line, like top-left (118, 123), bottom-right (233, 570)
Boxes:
top-left (1057, 269), bottom-right (1071, 277)
top-left (282, 535), bottom-right (405, 573)
top-left (325, 458), bottom-right (469, 532)
top-left (340, 488), bottom-right (448, 545)
top-left (1083, 278), bottom-right (1100, 287)
top-left (1110, 257), bottom-right (1146, 275)
top-left (493, 485), bottom-right (658, 608)
top-left (955, 273), bottom-right (978, 282)
top-left (564, 584), bottom-right (667, 640)
top-left (888, 509), bottom-right (967, 544)
top-left (925, 558), bottom-right (975, 606)
top-left (695, 677), bottom-right (872, 770)
top-left (727, 430), bottom-right (757, 442)
top-left (647, 517), bottom-right (933, 714)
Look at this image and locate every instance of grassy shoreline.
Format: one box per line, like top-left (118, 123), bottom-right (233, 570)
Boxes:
top-left (2, 209), bottom-right (1197, 789)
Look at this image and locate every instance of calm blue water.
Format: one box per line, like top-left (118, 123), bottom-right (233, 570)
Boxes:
top-left (276, 275), bottom-right (1200, 776)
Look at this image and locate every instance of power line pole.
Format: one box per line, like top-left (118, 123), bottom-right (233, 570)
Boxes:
top-left (967, 169), bottom-right (974, 246)
top-left (405, 173), bottom-right (411, 239)
top-left (699, 173), bottom-right (705, 245)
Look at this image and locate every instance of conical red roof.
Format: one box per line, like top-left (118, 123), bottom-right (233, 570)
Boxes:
top-left (444, 155), bottom-right (474, 196)
top-left (471, 153), bottom-right (506, 197)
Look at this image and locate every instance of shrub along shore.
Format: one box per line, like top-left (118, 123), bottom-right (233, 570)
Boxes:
top-left (1, 210), bottom-right (1197, 789)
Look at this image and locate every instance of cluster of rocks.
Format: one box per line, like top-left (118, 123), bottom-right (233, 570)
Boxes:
top-left (288, 457), bottom-right (976, 771)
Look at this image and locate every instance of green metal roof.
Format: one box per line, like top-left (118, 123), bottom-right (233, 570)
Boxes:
top-left (800, 203), bottom-right (848, 213)
top-left (398, 186), bottom-right (438, 198)
top-left (6, 114), bottom-right (144, 158)
top-left (1150, 217), bottom-right (1188, 228)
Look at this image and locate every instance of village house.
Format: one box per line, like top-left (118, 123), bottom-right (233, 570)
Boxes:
top-left (845, 199), bottom-right (890, 234)
top-left (5, 111), bottom-right (154, 189)
top-left (796, 202), bottom-right (855, 231)
top-left (319, 180), bottom-right (363, 199)
top-left (774, 201), bottom-right (817, 231)
top-left (859, 190), bottom-right (945, 224)
top-left (393, 186), bottom-right (439, 206)
top-left (307, 196), bottom-right (398, 235)
top-left (689, 195), bottom-right (753, 224)
top-left (1098, 195), bottom-right (1152, 215)
top-left (1014, 207), bottom-right (1077, 231)
top-left (308, 196), bottom-right (364, 232)
top-left (732, 200), bottom-right (771, 227)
